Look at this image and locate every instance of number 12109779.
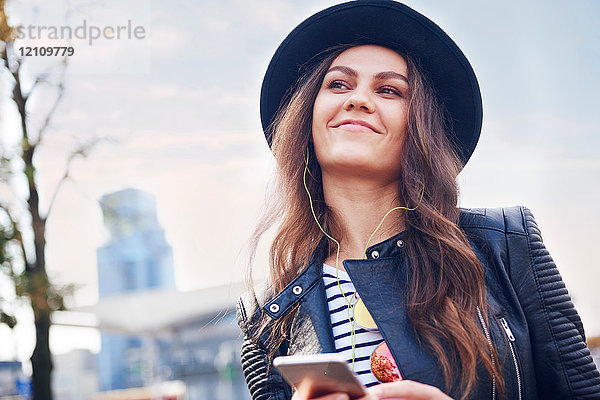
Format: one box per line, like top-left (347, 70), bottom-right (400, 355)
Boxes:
top-left (19, 46), bottom-right (75, 56)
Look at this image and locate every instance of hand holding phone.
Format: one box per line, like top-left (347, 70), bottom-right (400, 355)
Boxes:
top-left (273, 354), bottom-right (367, 400)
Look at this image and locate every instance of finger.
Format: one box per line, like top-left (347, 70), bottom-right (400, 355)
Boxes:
top-left (355, 394), bottom-right (379, 400)
top-left (292, 390), bottom-right (350, 400)
top-left (368, 380), bottom-right (453, 400)
top-left (312, 393), bottom-right (350, 400)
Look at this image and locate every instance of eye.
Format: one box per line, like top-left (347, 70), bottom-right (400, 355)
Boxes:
top-left (377, 85), bottom-right (402, 97)
top-left (326, 79), bottom-right (349, 90)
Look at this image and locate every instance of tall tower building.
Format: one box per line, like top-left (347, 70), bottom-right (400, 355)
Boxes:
top-left (96, 188), bottom-right (175, 391)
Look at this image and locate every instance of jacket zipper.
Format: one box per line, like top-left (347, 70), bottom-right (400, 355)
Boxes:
top-left (499, 317), bottom-right (522, 400)
top-left (476, 307), bottom-right (496, 400)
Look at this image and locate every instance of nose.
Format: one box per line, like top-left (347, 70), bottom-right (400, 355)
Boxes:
top-left (343, 89), bottom-right (374, 113)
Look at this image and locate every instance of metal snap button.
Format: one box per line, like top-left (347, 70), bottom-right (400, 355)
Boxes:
top-left (269, 303), bottom-right (280, 313)
top-left (396, 239), bottom-right (404, 248)
top-left (292, 285), bottom-right (303, 295)
top-left (371, 250), bottom-right (380, 259)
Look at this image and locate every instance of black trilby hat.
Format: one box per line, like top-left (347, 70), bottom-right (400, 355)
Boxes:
top-left (260, 0), bottom-right (482, 166)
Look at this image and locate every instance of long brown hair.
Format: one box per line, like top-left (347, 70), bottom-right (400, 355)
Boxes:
top-left (246, 45), bottom-right (504, 399)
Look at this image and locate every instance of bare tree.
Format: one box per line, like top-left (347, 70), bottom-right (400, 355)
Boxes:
top-left (0, 2), bottom-right (95, 399)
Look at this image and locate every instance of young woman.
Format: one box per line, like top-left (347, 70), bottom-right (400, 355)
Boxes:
top-left (237, 1), bottom-right (600, 399)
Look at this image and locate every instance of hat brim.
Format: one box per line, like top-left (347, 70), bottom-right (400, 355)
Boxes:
top-left (260, 0), bottom-right (482, 166)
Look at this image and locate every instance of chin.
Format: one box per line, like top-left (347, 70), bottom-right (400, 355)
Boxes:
top-left (318, 147), bottom-right (401, 181)
top-left (324, 152), bottom-right (376, 172)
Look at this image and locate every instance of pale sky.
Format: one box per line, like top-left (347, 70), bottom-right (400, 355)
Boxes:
top-left (0, 0), bottom-right (598, 364)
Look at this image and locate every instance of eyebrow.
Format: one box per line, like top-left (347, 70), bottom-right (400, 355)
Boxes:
top-left (374, 71), bottom-right (408, 84)
top-left (326, 66), bottom-right (408, 84)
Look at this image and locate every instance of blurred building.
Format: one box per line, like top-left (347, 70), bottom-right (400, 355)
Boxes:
top-left (85, 187), bottom-right (252, 398)
top-left (0, 361), bottom-right (21, 397)
top-left (97, 189), bottom-right (175, 391)
top-left (53, 349), bottom-right (98, 400)
top-left (77, 283), bottom-right (251, 400)
top-left (153, 292), bottom-right (249, 399)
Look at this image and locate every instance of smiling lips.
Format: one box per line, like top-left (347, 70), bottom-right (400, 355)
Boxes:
top-left (331, 119), bottom-right (381, 134)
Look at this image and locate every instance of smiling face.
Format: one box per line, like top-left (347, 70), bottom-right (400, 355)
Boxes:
top-left (312, 45), bottom-right (410, 184)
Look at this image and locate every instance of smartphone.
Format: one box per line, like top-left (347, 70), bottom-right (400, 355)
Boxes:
top-left (273, 353), bottom-right (367, 399)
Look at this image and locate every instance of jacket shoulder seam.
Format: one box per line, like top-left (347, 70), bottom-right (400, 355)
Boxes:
top-left (460, 206), bottom-right (527, 235)
top-left (460, 224), bottom-right (506, 234)
top-left (521, 206), bottom-right (575, 395)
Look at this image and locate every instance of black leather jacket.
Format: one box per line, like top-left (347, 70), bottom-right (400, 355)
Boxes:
top-left (237, 206), bottom-right (600, 399)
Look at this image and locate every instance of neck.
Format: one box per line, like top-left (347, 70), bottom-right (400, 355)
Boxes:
top-left (321, 173), bottom-right (406, 264)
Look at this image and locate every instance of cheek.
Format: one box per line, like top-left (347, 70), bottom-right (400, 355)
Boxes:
top-left (389, 128), bottom-right (407, 162)
top-left (312, 94), bottom-right (327, 127)
top-left (311, 93), bottom-right (333, 144)
top-left (312, 90), bottom-right (342, 124)
top-left (381, 106), bottom-right (408, 174)
top-left (381, 103), bottom-right (409, 131)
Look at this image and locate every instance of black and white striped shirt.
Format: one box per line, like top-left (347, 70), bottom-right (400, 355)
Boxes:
top-left (322, 263), bottom-right (383, 388)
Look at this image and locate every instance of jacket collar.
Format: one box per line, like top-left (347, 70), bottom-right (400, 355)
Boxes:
top-left (262, 230), bottom-right (407, 321)
top-left (261, 231), bottom-right (408, 356)
top-left (260, 207), bottom-right (503, 319)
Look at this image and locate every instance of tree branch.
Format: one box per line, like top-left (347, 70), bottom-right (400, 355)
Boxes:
top-left (45, 137), bottom-right (102, 220)
top-left (44, 159), bottom-right (73, 221)
top-left (0, 201), bottom-right (30, 269)
top-left (34, 58), bottom-right (67, 146)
